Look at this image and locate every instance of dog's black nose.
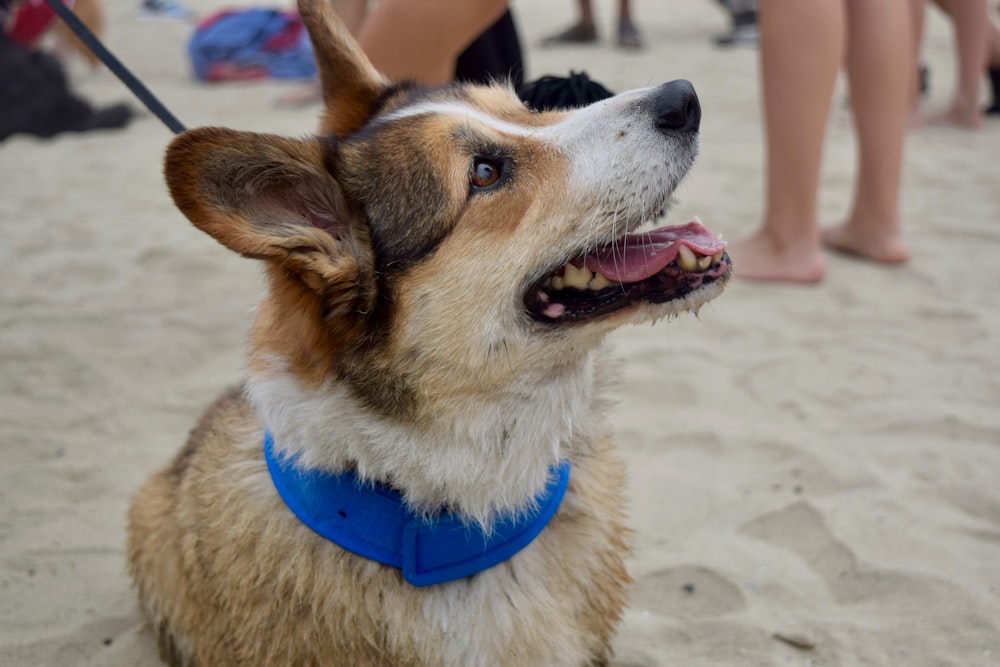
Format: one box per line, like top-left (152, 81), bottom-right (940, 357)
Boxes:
top-left (652, 80), bottom-right (701, 134)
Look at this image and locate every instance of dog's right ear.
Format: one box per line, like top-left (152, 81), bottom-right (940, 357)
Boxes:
top-left (297, 0), bottom-right (391, 137)
top-left (165, 127), bottom-right (376, 323)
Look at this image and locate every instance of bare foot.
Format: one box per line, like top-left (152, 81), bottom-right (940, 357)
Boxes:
top-left (821, 222), bottom-right (909, 264)
top-left (729, 233), bottom-right (826, 283)
top-left (276, 82), bottom-right (322, 109)
top-left (922, 106), bottom-right (985, 130)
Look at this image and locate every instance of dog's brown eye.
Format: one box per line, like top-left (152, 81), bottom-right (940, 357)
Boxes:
top-left (471, 159), bottom-right (502, 189)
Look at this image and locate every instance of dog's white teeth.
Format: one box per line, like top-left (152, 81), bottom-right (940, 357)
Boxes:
top-left (675, 246), bottom-right (726, 273)
top-left (545, 264), bottom-right (615, 292)
top-left (677, 245), bottom-right (698, 272)
top-left (589, 272), bottom-right (612, 290)
top-left (562, 263), bottom-right (594, 289)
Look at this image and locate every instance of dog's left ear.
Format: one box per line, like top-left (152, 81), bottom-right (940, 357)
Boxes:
top-left (165, 127), bottom-right (376, 322)
top-left (297, 0), bottom-right (391, 137)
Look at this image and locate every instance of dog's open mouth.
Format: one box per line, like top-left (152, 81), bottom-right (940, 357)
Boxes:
top-left (525, 220), bottom-right (731, 324)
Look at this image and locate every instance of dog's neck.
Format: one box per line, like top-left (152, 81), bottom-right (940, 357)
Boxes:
top-left (246, 350), bottom-right (605, 528)
top-left (262, 428), bottom-right (572, 585)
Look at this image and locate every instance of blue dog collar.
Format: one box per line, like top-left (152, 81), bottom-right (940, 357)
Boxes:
top-left (263, 430), bottom-right (571, 587)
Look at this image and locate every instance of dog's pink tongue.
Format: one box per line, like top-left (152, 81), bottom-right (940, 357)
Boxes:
top-left (583, 220), bottom-right (725, 283)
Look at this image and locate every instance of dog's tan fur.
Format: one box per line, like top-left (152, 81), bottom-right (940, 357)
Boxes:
top-left (128, 0), bottom-right (728, 664)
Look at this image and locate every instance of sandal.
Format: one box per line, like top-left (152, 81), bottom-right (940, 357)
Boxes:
top-left (541, 22), bottom-right (597, 46)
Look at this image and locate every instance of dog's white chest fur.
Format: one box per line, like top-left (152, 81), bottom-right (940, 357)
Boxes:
top-left (247, 349), bottom-right (602, 527)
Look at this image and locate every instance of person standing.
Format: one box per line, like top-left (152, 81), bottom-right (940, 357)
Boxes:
top-left (540, 0), bottom-right (642, 50)
top-left (731, 0), bottom-right (912, 282)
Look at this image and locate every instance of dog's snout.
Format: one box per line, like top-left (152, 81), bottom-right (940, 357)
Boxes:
top-left (653, 80), bottom-right (701, 134)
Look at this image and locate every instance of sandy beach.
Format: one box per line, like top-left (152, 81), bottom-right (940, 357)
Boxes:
top-left (2, 1), bottom-right (1000, 665)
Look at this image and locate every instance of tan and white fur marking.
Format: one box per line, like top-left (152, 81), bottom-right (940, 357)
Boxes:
top-left (127, 0), bottom-right (729, 665)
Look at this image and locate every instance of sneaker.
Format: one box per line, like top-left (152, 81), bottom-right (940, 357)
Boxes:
top-left (540, 22), bottom-right (598, 47)
top-left (714, 22), bottom-right (757, 48)
top-left (617, 19), bottom-right (642, 50)
top-left (138, 0), bottom-right (195, 21)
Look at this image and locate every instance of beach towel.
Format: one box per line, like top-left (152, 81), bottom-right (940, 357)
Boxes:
top-left (188, 8), bottom-right (317, 82)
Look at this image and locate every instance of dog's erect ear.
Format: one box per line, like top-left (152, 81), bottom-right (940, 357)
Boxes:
top-left (297, 0), bottom-right (391, 136)
top-left (165, 127), bottom-right (376, 320)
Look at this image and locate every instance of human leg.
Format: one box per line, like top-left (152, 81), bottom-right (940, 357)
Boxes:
top-left (541, 0), bottom-right (598, 45)
top-left (822, 0), bottom-right (910, 264)
top-left (357, 0), bottom-right (508, 85)
top-left (985, 14), bottom-right (1000, 112)
top-left (989, 10), bottom-right (1000, 62)
top-left (908, 0), bottom-right (927, 126)
top-left (327, 0), bottom-right (367, 34)
top-left (926, 0), bottom-right (988, 128)
top-left (617, 0), bottom-right (642, 48)
top-left (278, 0), bottom-right (506, 106)
top-left (730, 0), bottom-right (845, 282)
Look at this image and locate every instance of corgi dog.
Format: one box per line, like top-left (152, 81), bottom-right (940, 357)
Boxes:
top-left (127, 0), bottom-right (731, 664)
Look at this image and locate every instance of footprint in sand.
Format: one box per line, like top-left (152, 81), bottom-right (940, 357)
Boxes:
top-left (629, 563), bottom-right (747, 618)
top-left (740, 500), bottom-right (955, 606)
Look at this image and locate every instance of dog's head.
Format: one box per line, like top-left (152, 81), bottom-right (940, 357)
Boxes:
top-left (165, 0), bottom-right (729, 429)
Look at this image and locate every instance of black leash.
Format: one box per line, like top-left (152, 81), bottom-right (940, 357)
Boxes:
top-left (43, 0), bottom-right (186, 134)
